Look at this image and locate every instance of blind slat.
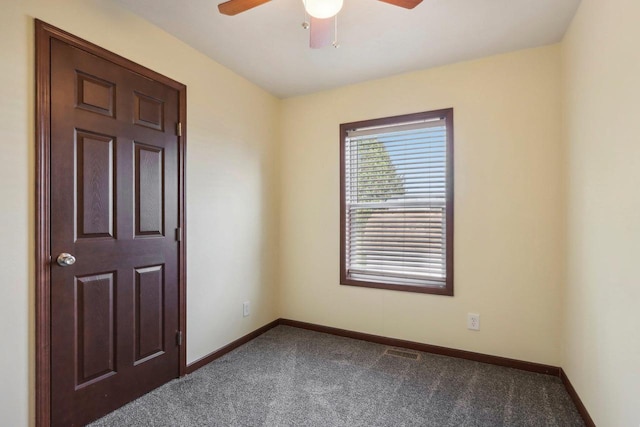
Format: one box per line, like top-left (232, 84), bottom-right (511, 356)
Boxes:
top-left (351, 162), bottom-right (448, 174)
top-left (349, 271), bottom-right (445, 286)
top-left (347, 119), bottom-right (445, 138)
top-left (350, 156), bottom-right (446, 170)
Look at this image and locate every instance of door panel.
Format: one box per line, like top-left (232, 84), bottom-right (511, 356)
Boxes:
top-left (75, 273), bottom-right (116, 388)
top-left (49, 38), bottom-right (181, 426)
top-left (134, 264), bottom-right (166, 364)
top-left (134, 92), bottom-right (165, 131)
top-left (135, 142), bottom-right (165, 236)
top-left (76, 72), bottom-right (116, 117)
top-left (76, 130), bottom-right (116, 239)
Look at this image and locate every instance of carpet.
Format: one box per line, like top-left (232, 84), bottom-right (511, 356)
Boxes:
top-left (89, 325), bottom-right (584, 426)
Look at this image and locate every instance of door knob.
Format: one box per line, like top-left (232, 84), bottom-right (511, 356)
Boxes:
top-left (56, 253), bottom-right (76, 266)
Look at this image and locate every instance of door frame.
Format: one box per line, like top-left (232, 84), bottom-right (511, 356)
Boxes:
top-left (35, 19), bottom-right (187, 427)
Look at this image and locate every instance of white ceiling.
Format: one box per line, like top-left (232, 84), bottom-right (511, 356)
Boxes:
top-left (113, 0), bottom-right (581, 98)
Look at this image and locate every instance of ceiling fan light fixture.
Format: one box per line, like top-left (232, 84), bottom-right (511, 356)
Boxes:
top-left (303, 0), bottom-right (344, 19)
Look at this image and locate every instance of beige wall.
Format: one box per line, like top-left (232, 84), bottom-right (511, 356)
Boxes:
top-left (562, 0), bottom-right (640, 425)
top-left (278, 46), bottom-right (564, 366)
top-left (0, 1), bottom-right (279, 425)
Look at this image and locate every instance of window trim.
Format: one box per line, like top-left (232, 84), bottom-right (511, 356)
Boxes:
top-left (340, 108), bottom-right (454, 296)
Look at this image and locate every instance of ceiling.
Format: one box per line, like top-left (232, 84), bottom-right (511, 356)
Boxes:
top-left (113, 0), bottom-right (581, 98)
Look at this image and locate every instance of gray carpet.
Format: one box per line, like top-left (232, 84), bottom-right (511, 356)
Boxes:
top-left (90, 326), bottom-right (584, 426)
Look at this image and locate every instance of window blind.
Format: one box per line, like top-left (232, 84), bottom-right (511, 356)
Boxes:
top-left (344, 117), bottom-right (450, 287)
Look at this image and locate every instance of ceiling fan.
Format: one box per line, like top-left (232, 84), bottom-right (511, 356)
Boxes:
top-left (217, 0), bottom-right (423, 49)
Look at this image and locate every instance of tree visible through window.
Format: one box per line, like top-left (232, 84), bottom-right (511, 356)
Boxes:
top-left (340, 109), bottom-right (454, 295)
top-left (355, 139), bottom-right (404, 202)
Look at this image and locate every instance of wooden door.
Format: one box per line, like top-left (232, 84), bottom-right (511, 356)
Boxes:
top-left (48, 37), bottom-right (183, 426)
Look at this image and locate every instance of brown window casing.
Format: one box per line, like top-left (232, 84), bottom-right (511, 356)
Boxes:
top-left (340, 109), bottom-right (454, 296)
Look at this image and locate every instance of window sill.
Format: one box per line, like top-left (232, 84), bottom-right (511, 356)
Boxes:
top-left (340, 277), bottom-right (454, 296)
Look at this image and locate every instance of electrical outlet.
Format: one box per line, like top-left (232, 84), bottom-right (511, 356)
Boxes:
top-left (467, 313), bottom-right (480, 331)
top-left (243, 301), bottom-right (250, 317)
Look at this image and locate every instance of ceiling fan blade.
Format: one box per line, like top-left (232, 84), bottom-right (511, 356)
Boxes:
top-left (378, 0), bottom-right (423, 9)
top-left (310, 17), bottom-right (333, 49)
top-left (218, 0), bottom-right (271, 16)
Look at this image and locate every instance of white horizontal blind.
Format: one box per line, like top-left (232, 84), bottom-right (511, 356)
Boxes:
top-left (345, 118), bottom-right (448, 287)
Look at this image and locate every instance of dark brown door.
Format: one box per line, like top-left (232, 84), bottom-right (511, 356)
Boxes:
top-left (49, 39), bottom-right (181, 426)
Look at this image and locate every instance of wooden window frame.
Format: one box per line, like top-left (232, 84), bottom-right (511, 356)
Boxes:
top-left (339, 109), bottom-right (454, 296)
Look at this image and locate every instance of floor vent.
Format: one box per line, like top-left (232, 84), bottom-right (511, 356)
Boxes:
top-left (384, 348), bottom-right (421, 360)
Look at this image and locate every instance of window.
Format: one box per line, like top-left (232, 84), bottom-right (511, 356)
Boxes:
top-left (340, 109), bottom-right (454, 295)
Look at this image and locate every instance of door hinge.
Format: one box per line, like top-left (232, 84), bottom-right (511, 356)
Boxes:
top-left (177, 331), bottom-right (183, 346)
top-left (175, 227), bottom-right (182, 242)
top-left (176, 122), bottom-right (182, 137)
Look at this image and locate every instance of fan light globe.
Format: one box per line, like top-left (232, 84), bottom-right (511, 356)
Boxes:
top-left (304, 0), bottom-right (344, 19)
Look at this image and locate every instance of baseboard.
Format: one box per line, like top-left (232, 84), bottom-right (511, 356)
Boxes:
top-left (560, 368), bottom-right (596, 427)
top-left (279, 319), bottom-right (560, 376)
top-left (185, 319), bottom-right (280, 374)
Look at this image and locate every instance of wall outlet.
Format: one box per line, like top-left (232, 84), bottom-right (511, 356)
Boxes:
top-left (243, 301), bottom-right (250, 317)
top-left (467, 313), bottom-right (480, 331)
